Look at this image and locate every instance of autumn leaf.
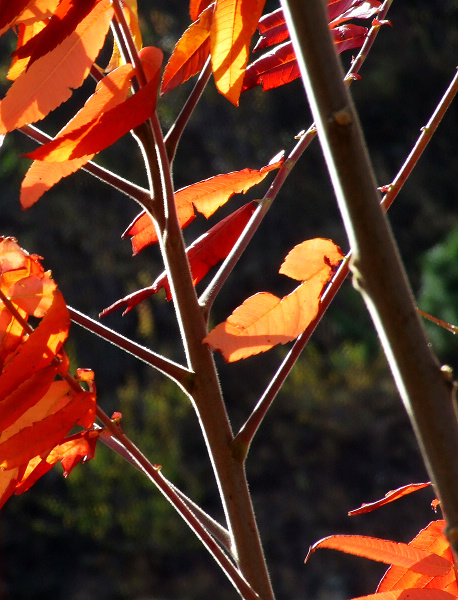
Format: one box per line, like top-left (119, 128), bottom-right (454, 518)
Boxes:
top-left (204, 239), bottom-right (344, 362)
top-left (0, 0), bottom-right (114, 134)
top-left (161, 3), bottom-right (214, 95)
top-left (123, 155), bottom-right (282, 253)
top-left (101, 201), bottom-right (257, 315)
top-left (12, 0), bottom-right (99, 70)
top-left (25, 48), bottom-right (162, 162)
top-left (0, 0), bottom-right (30, 36)
top-left (305, 534), bottom-right (453, 577)
top-left (210, 0), bottom-right (266, 104)
top-left (106, 0), bottom-right (143, 72)
top-left (20, 63), bottom-right (136, 208)
top-left (190, 0), bottom-right (214, 21)
top-left (350, 590), bottom-right (456, 600)
top-left (348, 483), bottom-right (432, 516)
top-left (377, 521), bottom-right (458, 595)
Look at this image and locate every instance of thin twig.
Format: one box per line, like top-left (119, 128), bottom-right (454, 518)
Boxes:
top-left (68, 306), bottom-right (192, 389)
top-left (164, 57), bottom-right (213, 164)
top-left (95, 407), bottom-right (260, 600)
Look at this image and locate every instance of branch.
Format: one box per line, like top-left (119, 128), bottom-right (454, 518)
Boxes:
top-left (281, 0), bottom-right (458, 563)
top-left (68, 306), bottom-right (192, 389)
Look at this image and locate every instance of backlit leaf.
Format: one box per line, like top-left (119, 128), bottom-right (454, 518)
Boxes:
top-left (350, 590), bottom-right (456, 600)
top-left (20, 63), bottom-right (135, 208)
top-left (348, 483), bottom-right (432, 516)
top-left (13, 0), bottom-right (99, 69)
top-left (377, 521), bottom-right (458, 594)
top-left (25, 49), bottom-right (162, 162)
top-left (306, 534), bottom-right (452, 577)
top-left (204, 239), bottom-right (343, 361)
top-left (190, 0), bottom-right (214, 21)
top-left (161, 3), bottom-right (214, 95)
top-left (0, 0), bottom-right (114, 134)
top-left (106, 0), bottom-right (142, 72)
top-left (177, 154), bottom-right (283, 218)
top-left (0, 0), bottom-right (30, 35)
top-left (210, 0), bottom-right (266, 105)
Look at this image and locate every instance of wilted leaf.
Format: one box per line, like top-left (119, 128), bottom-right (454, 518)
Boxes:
top-left (306, 534), bottom-right (452, 577)
top-left (204, 239), bottom-right (343, 361)
top-left (0, 0), bottom-right (114, 134)
top-left (161, 3), bottom-right (214, 95)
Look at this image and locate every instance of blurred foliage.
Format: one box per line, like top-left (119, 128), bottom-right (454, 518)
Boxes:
top-left (1, 0), bottom-right (458, 599)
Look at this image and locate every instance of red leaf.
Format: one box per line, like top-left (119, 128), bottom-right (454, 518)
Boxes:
top-left (20, 63), bottom-right (136, 208)
top-left (306, 534), bottom-right (453, 577)
top-left (332, 24), bottom-right (368, 53)
top-left (0, 0), bottom-right (30, 35)
top-left (210, 0), bottom-right (266, 105)
top-left (378, 521), bottom-right (458, 594)
top-left (0, 0), bottom-right (114, 134)
top-left (349, 483), bottom-right (432, 516)
top-left (161, 3), bottom-right (213, 95)
top-left (205, 239), bottom-right (343, 362)
top-left (13, 0), bottom-right (99, 69)
top-left (25, 49), bottom-right (162, 162)
top-left (101, 201), bottom-right (257, 315)
top-left (349, 590), bottom-right (457, 600)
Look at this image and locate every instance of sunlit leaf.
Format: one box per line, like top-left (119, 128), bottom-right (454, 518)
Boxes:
top-left (20, 63), bottom-right (135, 208)
top-left (106, 0), bottom-right (142, 72)
top-left (25, 49), bottom-right (162, 162)
top-left (348, 483), bottom-right (432, 516)
top-left (0, 0), bottom-right (114, 134)
top-left (190, 0), bottom-right (214, 21)
top-left (306, 534), bottom-right (452, 577)
top-left (210, 0), bottom-right (266, 104)
top-left (161, 3), bottom-right (214, 95)
top-left (205, 239), bottom-right (343, 361)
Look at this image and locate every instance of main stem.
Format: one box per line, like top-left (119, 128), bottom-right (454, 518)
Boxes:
top-left (136, 121), bottom-right (274, 599)
top-left (280, 0), bottom-right (458, 561)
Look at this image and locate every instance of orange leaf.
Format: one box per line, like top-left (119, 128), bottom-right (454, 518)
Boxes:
top-left (280, 238), bottom-right (345, 281)
top-left (0, 289), bottom-right (69, 400)
top-left (0, 382), bottom-right (95, 470)
top-left (161, 3), bottom-right (213, 95)
top-left (25, 49), bottom-right (162, 162)
top-left (177, 154), bottom-right (284, 218)
top-left (305, 534), bottom-right (452, 577)
top-left (190, 0), bottom-right (214, 21)
top-left (350, 590), bottom-right (457, 600)
top-left (20, 63), bottom-right (135, 208)
top-left (0, 0), bottom-right (30, 35)
top-left (7, 21), bottom-right (46, 81)
top-left (210, 0), bottom-right (266, 105)
top-left (348, 483), bottom-right (432, 516)
top-left (0, 0), bottom-right (114, 134)
top-left (11, 0), bottom-right (61, 25)
top-left (13, 0), bottom-right (99, 69)
top-left (0, 465), bottom-right (26, 509)
top-left (204, 238), bottom-right (343, 361)
top-left (378, 521), bottom-right (458, 594)
top-left (106, 0), bottom-right (142, 72)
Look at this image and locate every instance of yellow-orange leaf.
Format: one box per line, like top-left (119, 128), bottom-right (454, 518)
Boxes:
top-left (306, 534), bottom-right (452, 577)
top-left (190, 0), bottom-right (214, 21)
top-left (0, 0), bottom-right (113, 134)
top-left (20, 63), bottom-right (135, 208)
top-left (177, 154), bottom-right (283, 218)
top-left (211, 0), bottom-right (266, 104)
top-left (205, 238), bottom-right (343, 361)
top-left (280, 238), bottom-right (345, 281)
top-left (161, 3), bottom-right (213, 95)
top-left (7, 21), bottom-right (46, 81)
top-left (106, 0), bottom-right (142, 72)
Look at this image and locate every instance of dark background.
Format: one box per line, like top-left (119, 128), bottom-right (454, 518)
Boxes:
top-left (1, 1), bottom-right (458, 599)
